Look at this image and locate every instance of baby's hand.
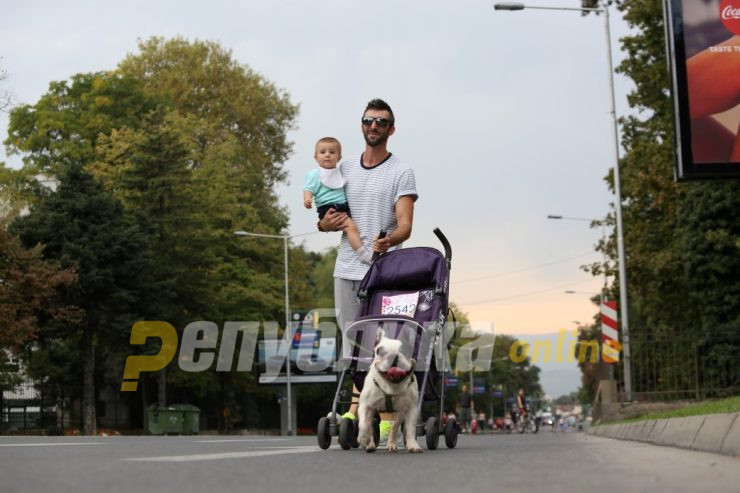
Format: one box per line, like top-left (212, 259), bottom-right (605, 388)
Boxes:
top-left (304, 197), bottom-right (312, 209)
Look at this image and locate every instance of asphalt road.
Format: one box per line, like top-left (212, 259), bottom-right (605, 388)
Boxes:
top-left (1, 430), bottom-right (738, 493)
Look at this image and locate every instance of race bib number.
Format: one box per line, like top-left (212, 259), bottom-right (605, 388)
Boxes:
top-left (381, 292), bottom-right (419, 317)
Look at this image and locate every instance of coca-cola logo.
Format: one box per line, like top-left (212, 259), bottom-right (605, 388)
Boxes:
top-left (721, 0), bottom-right (740, 35)
top-left (723, 6), bottom-right (740, 19)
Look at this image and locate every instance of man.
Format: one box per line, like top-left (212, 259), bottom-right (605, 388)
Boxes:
top-left (516, 387), bottom-right (527, 417)
top-left (510, 387), bottom-right (528, 428)
top-left (458, 384), bottom-right (472, 433)
top-left (319, 98), bottom-right (417, 442)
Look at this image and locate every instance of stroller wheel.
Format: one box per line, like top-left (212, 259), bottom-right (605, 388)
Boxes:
top-left (425, 417), bottom-right (439, 450)
top-left (444, 418), bottom-right (458, 449)
top-left (317, 417), bottom-right (331, 450)
top-left (338, 418), bottom-right (354, 450)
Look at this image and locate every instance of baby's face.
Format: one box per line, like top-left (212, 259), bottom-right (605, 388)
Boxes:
top-left (314, 143), bottom-right (341, 169)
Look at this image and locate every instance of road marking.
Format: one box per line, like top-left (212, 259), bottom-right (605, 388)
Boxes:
top-left (194, 438), bottom-right (290, 443)
top-left (123, 445), bottom-right (321, 462)
top-left (0, 442), bottom-right (106, 447)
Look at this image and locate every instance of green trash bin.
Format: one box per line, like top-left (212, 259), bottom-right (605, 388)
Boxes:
top-left (147, 404), bottom-right (200, 435)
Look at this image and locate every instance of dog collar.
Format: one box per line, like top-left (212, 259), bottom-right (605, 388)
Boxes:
top-left (372, 373), bottom-right (416, 413)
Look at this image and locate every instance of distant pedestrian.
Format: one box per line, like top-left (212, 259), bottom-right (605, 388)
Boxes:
top-left (458, 384), bottom-right (472, 433)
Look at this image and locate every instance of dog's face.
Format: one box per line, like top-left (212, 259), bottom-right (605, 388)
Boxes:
top-left (372, 328), bottom-right (415, 384)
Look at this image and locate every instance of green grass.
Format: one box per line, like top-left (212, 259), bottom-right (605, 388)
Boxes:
top-left (603, 395), bottom-right (740, 424)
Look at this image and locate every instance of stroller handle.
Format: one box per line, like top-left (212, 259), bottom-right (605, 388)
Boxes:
top-left (370, 230), bottom-right (387, 263)
top-left (433, 228), bottom-right (452, 261)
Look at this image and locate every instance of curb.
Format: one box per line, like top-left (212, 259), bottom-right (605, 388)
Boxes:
top-left (587, 412), bottom-right (740, 457)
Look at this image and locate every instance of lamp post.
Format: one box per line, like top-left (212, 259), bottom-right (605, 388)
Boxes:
top-left (499, 1), bottom-right (631, 401)
top-left (565, 290), bottom-right (602, 303)
top-left (233, 229), bottom-right (318, 435)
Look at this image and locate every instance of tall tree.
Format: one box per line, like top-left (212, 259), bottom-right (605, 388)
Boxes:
top-left (112, 39), bottom-right (300, 411)
top-left (579, 0), bottom-right (740, 397)
top-left (10, 164), bottom-right (149, 435)
top-left (117, 37), bottom-right (298, 235)
top-left (613, 0), bottom-right (740, 332)
top-left (112, 38), bottom-right (300, 324)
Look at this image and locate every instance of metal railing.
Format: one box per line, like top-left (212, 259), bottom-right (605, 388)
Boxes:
top-left (615, 329), bottom-right (739, 402)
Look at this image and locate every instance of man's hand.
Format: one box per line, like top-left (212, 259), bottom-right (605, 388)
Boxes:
top-left (319, 208), bottom-right (349, 232)
top-left (373, 233), bottom-right (392, 253)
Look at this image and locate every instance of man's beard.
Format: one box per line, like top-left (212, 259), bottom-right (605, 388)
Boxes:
top-left (363, 130), bottom-right (388, 147)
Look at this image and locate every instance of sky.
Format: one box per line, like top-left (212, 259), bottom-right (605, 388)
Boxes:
top-left (1, 1), bottom-right (637, 394)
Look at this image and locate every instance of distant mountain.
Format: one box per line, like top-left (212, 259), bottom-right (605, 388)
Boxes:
top-left (538, 369), bottom-right (582, 399)
top-left (506, 331), bottom-right (583, 399)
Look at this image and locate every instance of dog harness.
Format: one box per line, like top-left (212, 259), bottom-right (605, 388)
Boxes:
top-left (372, 373), bottom-right (415, 413)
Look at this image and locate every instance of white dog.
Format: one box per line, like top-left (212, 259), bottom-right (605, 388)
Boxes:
top-left (357, 328), bottom-right (423, 453)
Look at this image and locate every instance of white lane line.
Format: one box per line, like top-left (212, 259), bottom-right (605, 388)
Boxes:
top-left (194, 438), bottom-right (290, 443)
top-left (123, 446), bottom-right (320, 462)
top-left (0, 442), bottom-right (106, 447)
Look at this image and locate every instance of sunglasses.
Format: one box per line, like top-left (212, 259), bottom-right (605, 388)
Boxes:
top-left (361, 116), bottom-right (393, 128)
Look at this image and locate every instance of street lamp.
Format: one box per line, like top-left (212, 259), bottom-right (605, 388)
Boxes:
top-left (565, 290), bottom-right (602, 302)
top-left (499, 1), bottom-right (632, 401)
top-left (233, 229), bottom-right (318, 435)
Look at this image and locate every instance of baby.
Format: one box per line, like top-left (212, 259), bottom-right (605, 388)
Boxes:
top-left (304, 137), bottom-right (373, 264)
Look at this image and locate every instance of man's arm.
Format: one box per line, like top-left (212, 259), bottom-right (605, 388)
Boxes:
top-left (374, 195), bottom-right (414, 252)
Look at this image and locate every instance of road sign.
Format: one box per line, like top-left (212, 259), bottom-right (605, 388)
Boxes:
top-left (444, 376), bottom-right (459, 387)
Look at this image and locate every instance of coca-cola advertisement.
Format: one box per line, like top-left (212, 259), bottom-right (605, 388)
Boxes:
top-left (665, 0), bottom-right (740, 179)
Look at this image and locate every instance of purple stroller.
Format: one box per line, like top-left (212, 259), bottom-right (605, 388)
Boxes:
top-left (317, 228), bottom-right (458, 450)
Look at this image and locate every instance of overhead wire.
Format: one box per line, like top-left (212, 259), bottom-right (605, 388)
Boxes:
top-left (452, 251), bottom-right (598, 285)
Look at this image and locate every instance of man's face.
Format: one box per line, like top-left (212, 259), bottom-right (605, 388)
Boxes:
top-left (361, 109), bottom-right (395, 147)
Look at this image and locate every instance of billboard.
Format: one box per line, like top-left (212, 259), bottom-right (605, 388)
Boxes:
top-left (664, 0), bottom-right (740, 179)
top-left (257, 312), bottom-right (338, 384)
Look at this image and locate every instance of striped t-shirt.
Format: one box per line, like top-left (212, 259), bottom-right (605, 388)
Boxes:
top-left (333, 153), bottom-right (418, 280)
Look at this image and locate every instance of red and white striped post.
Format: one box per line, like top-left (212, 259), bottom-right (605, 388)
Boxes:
top-left (601, 301), bottom-right (620, 363)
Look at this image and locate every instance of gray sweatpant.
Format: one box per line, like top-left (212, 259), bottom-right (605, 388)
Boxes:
top-left (334, 277), bottom-right (361, 360)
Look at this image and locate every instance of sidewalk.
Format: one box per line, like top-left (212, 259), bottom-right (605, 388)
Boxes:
top-left (588, 412), bottom-right (740, 457)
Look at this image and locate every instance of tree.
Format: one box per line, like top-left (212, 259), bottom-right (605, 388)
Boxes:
top-left (0, 224), bottom-right (77, 391)
top-left (5, 73), bottom-right (162, 176)
top-left (4, 37), bottom-right (308, 430)
top-left (0, 61), bottom-right (12, 112)
top-left (10, 164), bottom-right (149, 435)
top-left (614, 0), bottom-right (740, 331)
top-left (306, 247), bottom-right (337, 311)
top-left (555, 392), bottom-right (578, 405)
top-left (579, 0), bottom-right (740, 398)
top-left (110, 38), bottom-right (300, 324)
top-left (117, 37), bottom-right (298, 234)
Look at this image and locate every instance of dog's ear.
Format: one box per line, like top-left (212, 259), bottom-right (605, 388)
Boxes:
top-left (375, 328), bottom-right (385, 347)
